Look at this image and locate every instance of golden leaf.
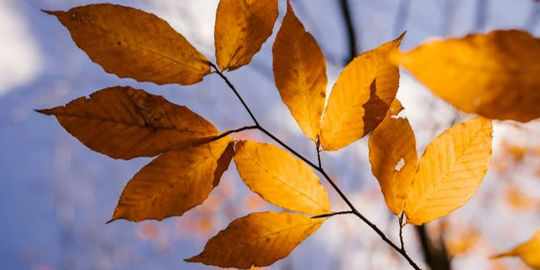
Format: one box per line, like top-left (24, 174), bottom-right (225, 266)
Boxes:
top-left (491, 230), bottom-right (540, 270)
top-left (368, 99), bottom-right (418, 215)
top-left (233, 140), bottom-right (330, 215)
top-left (404, 117), bottom-right (493, 225)
top-left (215, 0), bottom-right (278, 71)
top-left (272, 1), bottom-right (327, 141)
top-left (392, 30), bottom-right (540, 122)
top-left (109, 136), bottom-right (233, 222)
top-left (185, 211), bottom-right (324, 268)
top-left (44, 4), bottom-right (210, 85)
top-left (320, 33), bottom-right (405, 151)
top-left (37, 86), bottom-right (217, 160)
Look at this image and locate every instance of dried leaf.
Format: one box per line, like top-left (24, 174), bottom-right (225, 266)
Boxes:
top-left (109, 136), bottom-right (233, 222)
top-left (404, 117), bottom-right (493, 225)
top-left (320, 33), bottom-right (405, 151)
top-left (392, 30), bottom-right (540, 122)
top-left (185, 211), bottom-right (324, 268)
top-left (491, 230), bottom-right (540, 270)
top-left (272, 1), bottom-right (327, 141)
top-left (233, 140), bottom-right (330, 215)
top-left (368, 99), bottom-right (417, 215)
top-left (215, 0), bottom-right (278, 71)
top-left (44, 4), bottom-right (210, 85)
top-left (37, 86), bottom-right (217, 160)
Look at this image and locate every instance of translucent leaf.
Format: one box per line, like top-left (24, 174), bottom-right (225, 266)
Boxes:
top-left (44, 4), bottom-right (210, 85)
top-left (36, 86), bottom-right (217, 160)
top-left (491, 229), bottom-right (540, 270)
top-left (185, 211), bottom-right (324, 268)
top-left (404, 117), bottom-right (493, 225)
top-left (320, 33), bottom-right (405, 151)
top-left (233, 140), bottom-right (330, 215)
top-left (392, 30), bottom-right (540, 122)
top-left (368, 99), bottom-right (417, 215)
top-left (215, 0), bottom-right (278, 71)
top-left (109, 137), bottom-right (233, 222)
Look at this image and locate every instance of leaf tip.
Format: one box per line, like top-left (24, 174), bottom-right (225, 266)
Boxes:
top-left (34, 108), bottom-right (52, 115)
top-left (41, 9), bottom-right (61, 16)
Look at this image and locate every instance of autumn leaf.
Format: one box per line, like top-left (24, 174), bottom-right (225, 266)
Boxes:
top-left (491, 229), bottom-right (540, 270)
top-left (185, 212), bottom-right (324, 268)
top-left (404, 117), bottom-right (493, 225)
top-left (37, 86), bottom-right (217, 160)
top-left (233, 140), bottom-right (330, 215)
top-left (44, 4), bottom-right (210, 85)
top-left (391, 30), bottom-right (540, 122)
top-left (109, 136), bottom-right (233, 222)
top-left (368, 99), bottom-right (418, 215)
top-left (320, 32), bottom-right (405, 151)
top-left (272, 1), bottom-right (327, 141)
top-left (215, 0), bottom-right (278, 71)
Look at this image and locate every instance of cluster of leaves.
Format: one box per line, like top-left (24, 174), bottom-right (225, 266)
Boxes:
top-left (39, 1), bottom-right (540, 269)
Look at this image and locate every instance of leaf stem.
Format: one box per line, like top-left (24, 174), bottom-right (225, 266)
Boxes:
top-left (212, 125), bottom-right (258, 141)
top-left (311, 210), bottom-right (354, 219)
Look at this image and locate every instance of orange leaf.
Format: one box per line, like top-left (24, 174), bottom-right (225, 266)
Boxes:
top-left (44, 4), bottom-right (210, 85)
top-left (233, 140), bottom-right (330, 215)
top-left (320, 33), bottom-right (405, 151)
top-left (491, 230), bottom-right (540, 270)
top-left (272, 1), bottom-right (327, 141)
top-left (368, 99), bottom-right (417, 215)
top-left (185, 212), bottom-right (324, 268)
top-left (215, 0), bottom-right (278, 71)
top-left (109, 137), bottom-right (233, 222)
top-left (37, 86), bottom-right (217, 160)
top-left (392, 30), bottom-right (540, 122)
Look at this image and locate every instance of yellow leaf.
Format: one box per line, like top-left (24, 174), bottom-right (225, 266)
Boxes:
top-left (404, 117), bottom-right (493, 225)
top-left (491, 230), bottom-right (540, 270)
top-left (37, 86), bottom-right (217, 160)
top-left (320, 33), bottom-right (405, 151)
top-left (44, 4), bottom-right (210, 85)
top-left (185, 211), bottom-right (324, 268)
top-left (391, 30), bottom-right (540, 122)
top-left (272, 1), bottom-right (327, 141)
top-left (233, 140), bottom-right (330, 215)
top-left (215, 0), bottom-right (278, 71)
top-left (368, 99), bottom-right (418, 215)
top-left (109, 137), bottom-right (233, 222)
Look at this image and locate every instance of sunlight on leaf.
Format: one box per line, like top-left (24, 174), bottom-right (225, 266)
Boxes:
top-left (404, 117), bottom-right (493, 225)
top-left (185, 212), bottom-right (324, 268)
top-left (44, 4), bottom-right (210, 85)
top-left (272, 1), bottom-right (327, 141)
top-left (491, 229), bottom-right (540, 270)
top-left (368, 99), bottom-right (417, 215)
top-left (320, 32), bottom-right (405, 151)
top-left (37, 86), bottom-right (217, 160)
top-left (233, 140), bottom-right (330, 215)
top-left (109, 136), bottom-right (233, 222)
top-left (215, 0), bottom-right (278, 71)
top-left (392, 30), bottom-right (540, 122)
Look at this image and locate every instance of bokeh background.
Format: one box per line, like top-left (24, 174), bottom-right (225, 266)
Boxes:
top-left (2, 0), bottom-right (540, 269)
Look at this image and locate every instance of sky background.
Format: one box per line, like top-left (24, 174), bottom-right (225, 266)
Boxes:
top-left (1, 0), bottom-right (540, 269)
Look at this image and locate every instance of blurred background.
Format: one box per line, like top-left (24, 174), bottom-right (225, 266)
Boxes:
top-left (1, 0), bottom-right (540, 269)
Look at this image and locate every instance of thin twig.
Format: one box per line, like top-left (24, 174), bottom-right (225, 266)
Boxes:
top-left (311, 210), bottom-right (354, 219)
top-left (211, 125), bottom-right (259, 142)
top-left (316, 137), bottom-right (323, 169)
top-left (338, 0), bottom-right (358, 63)
top-left (399, 213), bottom-right (406, 250)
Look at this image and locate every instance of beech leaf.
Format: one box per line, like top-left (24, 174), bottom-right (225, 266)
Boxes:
top-left (320, 32), bottom-right (405, 151)
top-left (109, 136), bottom-right (233, 222)
top-left (215, 0), bottom-right (278, 71)
top-left (391, 30), bottom-right (540, 122)
top-left (233, 140), bottom-right (330, 215)
top-left (404, 117), bottom-right (493, 225)
top-left (185, 211), bottom-right (324, 268)
top-left (491, 229), bottom-right (540, 270)
top-left (37, 86), bottom-right (217, 160)
top-left (272, 1), bottom-right (327, 141)
top-left (44, 4), bottom-right (210, 85)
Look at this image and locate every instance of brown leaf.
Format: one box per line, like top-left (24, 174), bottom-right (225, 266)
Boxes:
top-left (215, 0), bottom-right (278, 71)
top-left (272, 1), bottom-right (327, 141)
top-left (185, 211), bottom-right (324, 268)
top-left (44, 4), bottom-right (210, 85)
top-left (109, 136), bottom-right (233, 222)
top-left (37, 86), bottom-right (217, 160)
